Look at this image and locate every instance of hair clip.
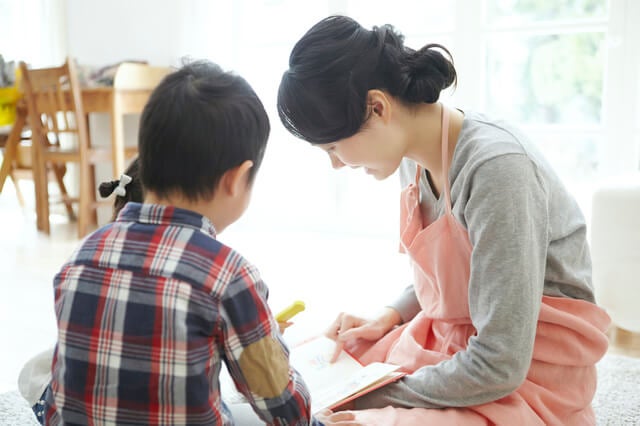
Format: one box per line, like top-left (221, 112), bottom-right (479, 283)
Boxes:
top-left (114, 174), bottom-right (133, 197)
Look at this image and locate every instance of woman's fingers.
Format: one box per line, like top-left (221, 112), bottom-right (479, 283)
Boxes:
top-left (316, 408), bottom-right (333, 418)
top-left (327, 313), bottom-right (370, 363)
top-left (336, 308), bottom-right (401, 343)
top-left (337, 326), bottom-right (368, 342)
top-left (325, 312), bottom-right (345, 341)
top-left (330, 411), bottom-right (357, 421)
top-left (326, 313), bottom-right (350, 341)
top-left (316, 409), bottom-right (359, 425)
top-left (330, 339), bottom-right (344, 363)
top-left (327, 411), bottom-right (360, 425)
top-left (327, 313), bottom-right (347, 362)
top-left (332, 313), bottom-right (365, 338)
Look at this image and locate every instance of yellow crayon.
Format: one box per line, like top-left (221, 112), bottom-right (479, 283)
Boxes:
top-left (276, 300), bottom-right (306, 322)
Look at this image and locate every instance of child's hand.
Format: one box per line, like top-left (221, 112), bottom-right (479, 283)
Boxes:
top-left (278, 321), bottom-right (293, 334)
top-left (275, 301), bottom-right (304, 334)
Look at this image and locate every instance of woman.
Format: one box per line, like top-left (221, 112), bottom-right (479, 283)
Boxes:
top-left (277, 15), bottom-right (610, 426)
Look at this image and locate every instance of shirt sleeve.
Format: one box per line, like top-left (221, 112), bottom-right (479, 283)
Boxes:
top-left (356, 154), bottom-right (549, 409)
top-left (387, 285), bottom-right (421, 324)
top-left (219, 263), bottom-right (322, 425)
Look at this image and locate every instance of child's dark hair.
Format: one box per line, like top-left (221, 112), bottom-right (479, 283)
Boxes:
top-left (138, 60), bottom-right (270, 201)
top-left (277, 15), bottom-right (457, 144)
top-left (99, 158), bottom-right (144, 220)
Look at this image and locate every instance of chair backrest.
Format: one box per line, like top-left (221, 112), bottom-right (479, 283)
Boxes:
top-left (113, 62), bottom-right (172, 90)
top-left (18, 58), bottom-right (90, 152)
top-left (18, 58), bottom-right (101, 237)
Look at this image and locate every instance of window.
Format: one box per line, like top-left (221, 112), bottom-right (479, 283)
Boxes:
top-left (0, 0), bottom-right (66, 67)
top-left (482, 0), bottom-right (610, 214)
top-left (224, 0), bottom-right (639, 240)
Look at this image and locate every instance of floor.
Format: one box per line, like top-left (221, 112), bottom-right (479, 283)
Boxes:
top-left (607, 326), bottom-right (640, 358)
top-left (1, 180), bottom-right (639, 395)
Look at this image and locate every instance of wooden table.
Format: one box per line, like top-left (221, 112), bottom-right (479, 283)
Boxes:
top-left (0, 86), bottom-right (153, 194)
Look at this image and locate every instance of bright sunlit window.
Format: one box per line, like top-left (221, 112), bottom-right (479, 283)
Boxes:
top-left (0, 0), bottom-right (66, 67)
top-left (225, 0), bottom-right (638, 240)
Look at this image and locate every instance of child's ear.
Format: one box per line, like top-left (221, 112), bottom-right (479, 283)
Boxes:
top-left (221, 160), bottom-right (254, 197)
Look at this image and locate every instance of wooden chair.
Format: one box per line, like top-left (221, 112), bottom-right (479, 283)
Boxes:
top-left (0, 116), bottom-right (32, 207)
top-left (112, 62), bottom-right (172, 159)
top-left (0, 79), bottom-right (36, 207)
top-left (20, 58), bottom-right (111, 237)
top-left (0, 103), bottom-right (76, 215)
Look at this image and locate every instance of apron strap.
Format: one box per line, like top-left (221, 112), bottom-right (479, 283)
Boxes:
top-left (440, 106), bottom-right (451, 212)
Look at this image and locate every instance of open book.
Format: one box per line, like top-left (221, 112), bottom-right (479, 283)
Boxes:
top-left (290, 335), bottom-right (406, 413)
top-left (222, 335), bottom-right (405, 414)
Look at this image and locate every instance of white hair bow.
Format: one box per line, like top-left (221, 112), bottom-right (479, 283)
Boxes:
top-left (114, 174), bottom-right (133, 197)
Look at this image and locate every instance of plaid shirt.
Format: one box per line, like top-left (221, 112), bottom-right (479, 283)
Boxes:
top-left (45, 203), bottom-right (319, 425)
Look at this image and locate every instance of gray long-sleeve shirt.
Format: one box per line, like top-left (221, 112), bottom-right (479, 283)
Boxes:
top-left (357, 110), bottom-right (595, 410)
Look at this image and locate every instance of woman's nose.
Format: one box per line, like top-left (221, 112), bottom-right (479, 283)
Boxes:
top-left (329, 152), bottom-right (346, 169)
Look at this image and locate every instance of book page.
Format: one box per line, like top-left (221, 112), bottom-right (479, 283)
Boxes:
top-left (290, 336), bottom-right (402, 413)
top-left (220, 336), bottom-right (404, 414)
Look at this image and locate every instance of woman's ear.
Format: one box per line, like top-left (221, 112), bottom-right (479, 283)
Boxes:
top-left (366, 89), bottom-right (392, 123)
top-left (221, 160), bottom-right (254, 197)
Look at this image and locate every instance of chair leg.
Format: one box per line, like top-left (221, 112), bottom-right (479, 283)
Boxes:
top-left (33, 155), bottom-right (51, 234)
top-left (52, 163), bottom-right (76, 220)
top-left (0, 113), bottom-right (25, 193)
top-left (77, 161), bottom-right (91, 238)
top-left (89, 164), bottom-right (98, 226)
top-left (10, 173), bottom-right (26, 207)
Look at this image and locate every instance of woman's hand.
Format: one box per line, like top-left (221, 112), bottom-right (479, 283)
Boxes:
top-left (326, 307), bottom-right (402, 362)
top-left (315, 408), bottom-right (361, 425)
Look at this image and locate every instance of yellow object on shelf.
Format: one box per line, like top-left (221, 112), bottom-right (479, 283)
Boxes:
top-left (0, 86), bottom-right (21, 126)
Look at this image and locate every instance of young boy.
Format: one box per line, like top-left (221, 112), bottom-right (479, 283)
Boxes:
top-left (20, 158), bottom-right (144, 424)
top-left (43, 61), bottom-right (322, 425)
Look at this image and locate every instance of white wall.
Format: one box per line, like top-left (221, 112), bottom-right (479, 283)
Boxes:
top-left (65, 0), bottom-right (233, 66)
top-left (68, 0), bottom-right (180, 66)
top-left (64, 0), bottom-right (233, 222)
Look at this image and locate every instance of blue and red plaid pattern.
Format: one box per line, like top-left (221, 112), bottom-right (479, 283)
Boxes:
top-left (44, 203), bottom-right (318, 425)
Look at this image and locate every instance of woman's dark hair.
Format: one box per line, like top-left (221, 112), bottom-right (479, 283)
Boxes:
top-left (98, 157), bottom-right (143, 220)
top-left (138, 60), bottom-right (270, 201)
top-left (277, 15), bottom-right (457, 144)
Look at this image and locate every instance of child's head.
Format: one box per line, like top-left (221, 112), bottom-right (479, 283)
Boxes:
top-left (138, 60), bottom-right (270, 209)
top-left (98, 157), bottom-right (143, 220)
top-left (277, 15), bottom-right (456, 145)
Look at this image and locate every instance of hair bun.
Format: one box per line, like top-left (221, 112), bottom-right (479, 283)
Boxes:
top-left (403, 44), bottom-right (457, 103)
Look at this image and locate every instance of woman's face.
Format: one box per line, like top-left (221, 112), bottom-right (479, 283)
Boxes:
top-left (316, 111), bottom-right (405, 180)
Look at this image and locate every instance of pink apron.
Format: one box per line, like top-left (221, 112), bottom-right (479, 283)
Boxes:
top-left (346, 108), bottom-right (611, 426)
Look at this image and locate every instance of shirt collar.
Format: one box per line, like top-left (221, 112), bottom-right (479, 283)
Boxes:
top-left (116, 202), bottom-right (217, 238)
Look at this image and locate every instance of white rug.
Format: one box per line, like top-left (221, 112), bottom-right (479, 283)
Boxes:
top-left (0, 389), bottom-right (38, 425)
top-left (1, 353), bottom-right (638, 425)
top-left (592, 353), bottom-right (640, 425)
